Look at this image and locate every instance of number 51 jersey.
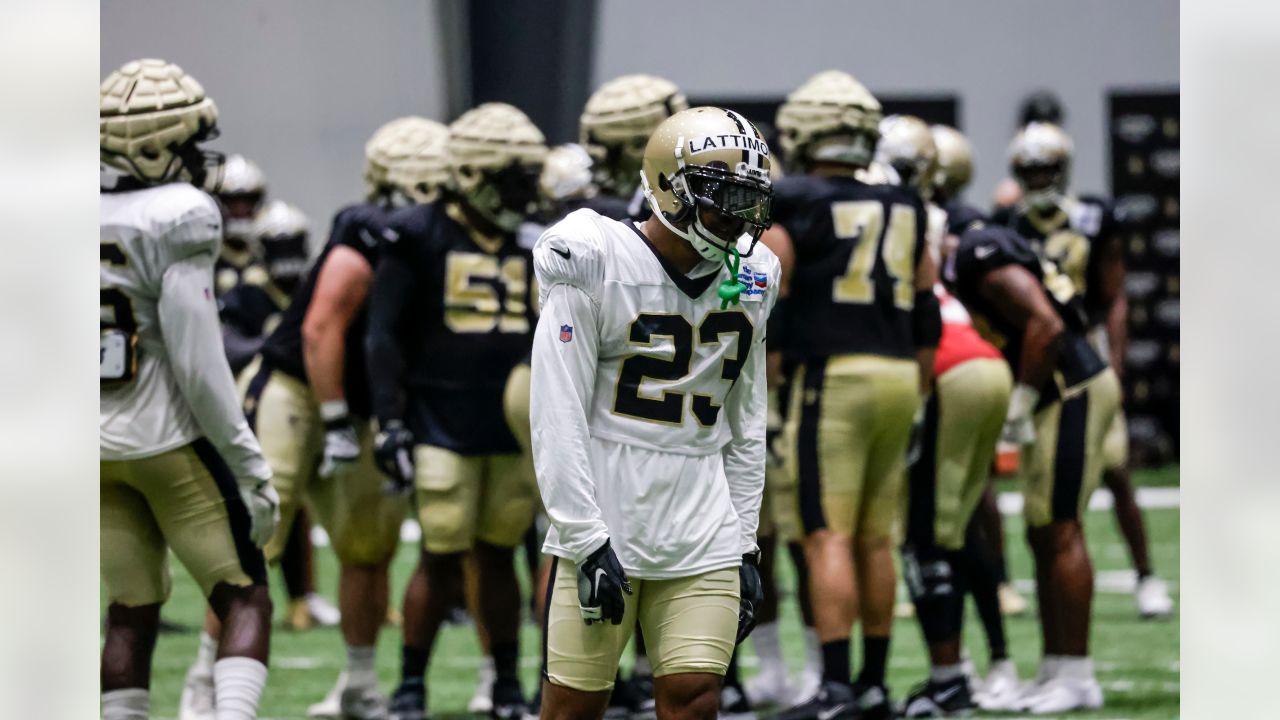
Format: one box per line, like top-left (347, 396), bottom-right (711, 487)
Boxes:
top-left (532, 209), bottom-right (778, 577)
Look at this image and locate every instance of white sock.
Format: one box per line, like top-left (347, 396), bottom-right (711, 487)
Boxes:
top-left (752, 622), bottom-right (786, 675)
top-left (633, 654), bottom-right (652, 677)
top-left (930, 664), bottom-right (965, 683)
top-left (347, 644), bottom-right (377, 688)
top-left (1039, 655), bottom-right (1064, 680)
top-left (191, 631), bottom-right (218, 679)
top-left (802, 627), bottom-right (821, 675)
top-left (1057, 656), bottom-right (1095, 681)
top-left (214, 657), bottom-right (268, 720)
top-left (102, 688), bottom-right (149, 720)
top-left (477, 655), bottom-right (495, 681)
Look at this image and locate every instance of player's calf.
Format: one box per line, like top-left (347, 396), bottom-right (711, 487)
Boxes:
top-left (101, 602), bottom-right (161, 692)
top-left (207, 582), bottom-right (271, 720)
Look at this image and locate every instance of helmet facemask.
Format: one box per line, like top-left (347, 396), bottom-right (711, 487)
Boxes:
top-left (1014, 159), bottom-right (1069, 211)
top-left (458, 160), bottom-right (543, 233)
top-left (262, 231), bottom-right (310, 294)
top-left (644, 162), bottom-right (772, 263)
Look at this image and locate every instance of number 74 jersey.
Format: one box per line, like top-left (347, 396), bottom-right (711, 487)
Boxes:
top-left (534, 209), bottom-right (780, 455)
top-left (772, 174), bottom-right (928, 361)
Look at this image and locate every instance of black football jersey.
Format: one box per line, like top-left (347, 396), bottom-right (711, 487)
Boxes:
top-left (990, 195), bottom-right (1116, 325)
top-left (772, 174), bottom-right (928, 360)
top-left (946, 224), bottom-right (1105, 401)
top-left (369, 201), bottom-right (536, 454)
top-left (258, 202), bottom-right (385, 416)
top-left (944, 201), bottom-right (987, 237)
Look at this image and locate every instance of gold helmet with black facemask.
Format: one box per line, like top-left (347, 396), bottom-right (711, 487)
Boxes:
top-left (875, 114), bottom-right (938, 199)
top-left (1009, 121), bottom-right (1073, 211)
top-left (640, 106), bottom-right (773, 274)
top-left (930, 124), bottom-right (974, 202)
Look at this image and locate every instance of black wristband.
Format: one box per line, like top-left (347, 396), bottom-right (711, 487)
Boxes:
top-left (911, 289), bottom-right (942, 348)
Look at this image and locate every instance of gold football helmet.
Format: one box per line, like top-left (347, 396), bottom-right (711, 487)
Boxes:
top-left (100, 59), bottom-right (223, 190)
top-left (1009, 121), bottom-right (1073, 210)
top-left (448, 103), bottom-right (548, 232)
top-left (930, 125), bottom-right (974, 202)
top-left (581, 74), bottom-right (688, 197)
top-left (875, 115), bottom-right (937, 198)
top-left (640, 107), bottom-right (773, 263)
top-left (776, 70), bottom-right (882, 171)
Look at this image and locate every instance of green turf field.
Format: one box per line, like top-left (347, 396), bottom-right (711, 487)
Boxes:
top-left (104, 466), bottom-right (1179, 719)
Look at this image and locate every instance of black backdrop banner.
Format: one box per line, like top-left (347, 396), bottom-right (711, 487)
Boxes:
top-left (1108, 89), bottom-right (1180, 466)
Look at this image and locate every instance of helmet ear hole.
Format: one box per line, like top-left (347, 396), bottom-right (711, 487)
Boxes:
top-left (657, 172), bottom-right (671, 191)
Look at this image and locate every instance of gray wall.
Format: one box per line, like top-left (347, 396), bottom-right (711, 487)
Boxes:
top-left (594, 0), bottom-right (1178, 206)
top-left (102, 0), bottom-right (450, 245)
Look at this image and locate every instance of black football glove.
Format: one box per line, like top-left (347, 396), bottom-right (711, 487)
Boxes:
top-left (737, 551), bottom-right (764, 644)
top-left (576, 539), bottom-right (632, 626)
top-left (373, 419), bottom-right (415, 495)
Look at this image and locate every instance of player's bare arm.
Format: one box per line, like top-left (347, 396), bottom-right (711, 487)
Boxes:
top-left (1097, 233), bottom-right (1128, 378)
top-left (302, 244), bottom-right (372, 405)
top-left (913, 242), bottom-right (940, 394)
top-left (977, 263), bottom-right (1064, 392)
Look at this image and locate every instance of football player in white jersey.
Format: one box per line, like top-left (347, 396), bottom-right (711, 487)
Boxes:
top-left (531, 107), bottom-right (777, 720)
top-left (100, 59), bottom-right (279, 720)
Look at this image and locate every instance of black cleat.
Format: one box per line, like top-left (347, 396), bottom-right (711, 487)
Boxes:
top-left (388, 680), bottom-right (427, 720)
top-left (775, 680), bottom-right (860, 720)
top-left (900, 676), bottom-right (975, 717)
top-left (851, 682), bottom-right (891, 720)
top-left (492, 675), bottom-right (529, 720)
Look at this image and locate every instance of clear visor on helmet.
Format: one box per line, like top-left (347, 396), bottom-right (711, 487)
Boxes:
top-left (684, 169), bottom-right (772, 229)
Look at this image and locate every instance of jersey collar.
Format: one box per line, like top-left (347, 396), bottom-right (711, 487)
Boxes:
top-left (625, 221), bottom-right (720, 299)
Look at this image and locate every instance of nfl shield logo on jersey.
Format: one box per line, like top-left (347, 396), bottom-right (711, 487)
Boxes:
top-left (559, 324), bottom-right (573, 342)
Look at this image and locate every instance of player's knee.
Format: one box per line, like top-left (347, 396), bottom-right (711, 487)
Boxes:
top-left (208, 581), bottom-right (272, 623)
top-left (660, 675), bottom-right (721, 720)
top-left (854, 530), bottom-right (894, 556)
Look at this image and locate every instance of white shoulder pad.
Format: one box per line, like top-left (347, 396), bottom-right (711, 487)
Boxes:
top-left (148, 183), bottom-right (223, 264)
top-left (533, 208), bottom-right (608, 301)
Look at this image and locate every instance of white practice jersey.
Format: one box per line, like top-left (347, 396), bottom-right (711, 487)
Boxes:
top-left (530, 209), bottom-right (778, 578)
top-left (100, 183), bottom-right (271, 484)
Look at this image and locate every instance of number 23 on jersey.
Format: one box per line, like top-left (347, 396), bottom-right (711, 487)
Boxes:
top-left (612, 310), bottom-right (754, 427)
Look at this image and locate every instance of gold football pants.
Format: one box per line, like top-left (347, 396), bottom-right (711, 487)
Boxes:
top-left (101, 440), bottom-right (265, 607)
top-left (785, 355), bottom-right (920, 540)
top-left (544, 560), bottom-right (739, 692)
